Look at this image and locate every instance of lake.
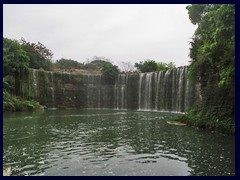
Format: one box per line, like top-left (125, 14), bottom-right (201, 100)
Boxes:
top-left (3, 109), bottom-right (235, 176)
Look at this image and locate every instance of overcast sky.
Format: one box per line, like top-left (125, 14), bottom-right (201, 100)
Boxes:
top-left (3, 4), bottom-right (197, 67)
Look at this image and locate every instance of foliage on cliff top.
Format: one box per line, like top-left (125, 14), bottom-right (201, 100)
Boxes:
top-left (101, 63), bottom-right (119, 84)
top-left (135, 60), bottom-right (176, 73)
top-left (3, 37), bottom-right (30, 76)
top-left (55, 58), bottom-right (84, 70)
top-left (19, 38), bottom-right (53, 71)
top-left (84, 59), bottom-right (113, 70)
top-left (135, 60), bottom-right (157, 72)
top-left (3, 37), bottom-right (54, 75)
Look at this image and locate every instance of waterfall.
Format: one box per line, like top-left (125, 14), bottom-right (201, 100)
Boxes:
top-left (137, 67), bottom-right (198, 112)
top-left (86, 74), bottom-right (90, 108)
top-left (114, 74), bottom-right (128, 109)
top-left (156, 71), bottom-right (165, 111)
top-left (144, 73), bottom-right (153, 110)
top-left (23, 67), bottom-right (199, 112)
top-left (85, 74), bottom-right (102, 108)
top-left (177, 68), bottom-right (185, 112)
top-left (32, 69), bottom-right (38, 97)
top-left (184, 69), bottom-right (190, 111)
top-left (98, 76), bottom-right (101, 109)
top-left (49, 72), bottom-right (56, 109)
top-left (154, 72), bottom-right (159, 110)
top-left (138, 72), bottom-right (156, 111)
top-left (138, 73), bottom-right (144, 110)
top-left (163, 70), bottom-right (171, 111)
top-left (125, 74), bottom-right (129, 109)
top-left (171, 69), bottom-right (176, 112)
top-left (114, 76), bottom-right (119, 109)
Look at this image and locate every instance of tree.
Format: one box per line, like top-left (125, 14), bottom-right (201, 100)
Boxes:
top-left (156, 62), bottom-right (176, 71)
top-left (101, 63), bottom-right (119, 84)
top-left (185, 4), bottom-right (235, 133)
top-left (119, 61), bottom-right (135, 73)
top-left (19, 38), bottom-right (53, 59)
top-left (84, 57), bottom-right (113, 70)
top-left (187, 4), bottom-right (235, 88)
top-left (55, 58), bottom-right (84, 70)
top-left (19, 38), bottom-right (53, 70)
top-left (166, 62), bottom-right (176, 69)
top-left (3, 37), bottom-right (30, 95)
top-left (135, 60), bottom-right (158, 72)
top-left (135, 60), bottom-right (175, 72)
top-left (3, 37), bottom-right (29, 76)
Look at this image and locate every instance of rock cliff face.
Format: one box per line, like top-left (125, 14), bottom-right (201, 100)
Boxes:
top-left (17, 67), bottom-right (199, 112)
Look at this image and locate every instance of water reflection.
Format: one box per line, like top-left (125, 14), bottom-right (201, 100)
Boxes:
top-left (3, 110), bottom-right (235, 176)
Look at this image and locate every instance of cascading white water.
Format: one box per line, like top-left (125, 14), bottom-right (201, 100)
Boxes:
top-left (154, 72), bottom-right (158, 110)
top-left (144, 73), bottom-right (153, 110)
top-left (114, 74), bottom-right (128, 109)
top-left (121, 86), bottom-right (124, 109)
top-left (125, 74), bottom-right (129, 109)
top-left (98, 76), bottom-right (101, 109)
top-left (184, 69), bottom-right (190, 111)
top-left (138, 67), bottom-right (198, 112)
top-left (177, 68), bottom-right (185, 112)
top-left (26, 67), bottom-right (198, 112)
top-left (171, 69), bottom-right (176, 112)
top-left (138, 73), bottom-right (145, 110)
top-left (163, 70), bottom-right (171, 111)
top-left (85, 74), bottom-right (102, 108)
top-left (114, 76), bottom-right (119, 109)
top-left (86, 74), bottom-right (90, 108)
top-left (50, 72), bottom-right (55, 109)
top-left (32, 69), bottom-right (38, 96)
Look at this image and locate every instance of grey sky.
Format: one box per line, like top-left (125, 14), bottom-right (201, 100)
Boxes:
top-left (3, 4), bottom-right (197, 67)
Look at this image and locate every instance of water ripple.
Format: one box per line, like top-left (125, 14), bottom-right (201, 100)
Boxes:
top-left (3, 110), bottom-right (235, 176)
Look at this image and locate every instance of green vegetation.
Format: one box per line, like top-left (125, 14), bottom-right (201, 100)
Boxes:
top-left (84, 59), bottom-right (113, 70)
top-left (3, 36), bottom-right (120, 111)
top-left (53, 56), bottom-right (114, 72)
top-left (3, 38), bottom-right (29, 76)
top-left (135, 60), bottom-right (157, 72)
top-left (101, 63), bottom-right (119, 84)
top-left (3, 90), bottom-right (44, 111)
top-left (52, 56), bottom-right (115, 72)
top-left (55, 58), bottom-right (84, 70)
top-left (173, 4), bottom-right (235, 135)
top-left (3, 38), bottom-right (48, 111)
top-left (3, 38), bottom-right (30, 96)
top-left (157, 62), bottom-right (176, 71)
top-left (135, 60), bottom-right (176, 73)
top-left (19, 38), bottom-right (53, 71)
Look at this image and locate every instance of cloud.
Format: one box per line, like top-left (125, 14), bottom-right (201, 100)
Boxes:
top-left (3, 4), bottom-right (196, 66)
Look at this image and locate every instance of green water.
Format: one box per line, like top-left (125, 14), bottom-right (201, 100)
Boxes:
top-left (3, 109), bottom-right (235, 176)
